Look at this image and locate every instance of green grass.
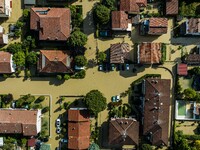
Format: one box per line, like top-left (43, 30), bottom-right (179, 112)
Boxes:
top-left (178, 101), bottom-right (186, 116)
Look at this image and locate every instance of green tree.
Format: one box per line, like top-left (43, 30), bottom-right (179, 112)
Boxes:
top-left (85, 90), bottom-right (107, 116)
top-left (194, 140), bottom-right (200, 150)
top-left (103, 0), bottom-right (116, 10)
top-left (27, 51), bottom-right (38, 65)
top-left (141, 144), bottom-right (153, 150)
top-left (97, 52), bottom-right (106, 63)
top-left (16, 21), bottom-right (24, 28)
top-left (1, 94), bottom-right (13, 104)
top-left (6, 42), bottom-right (23, 54)
top-left (94, 4), bottom-right (110, 25)
top-left (67, 30), bottom-right (88, 47)
top-left (22, 36), bottom-right (36, 51)
top-left (35, 96), bottom-right (45, 103)
top-left (75, 55), bottom-right (87, 67)
top-left (68, 5), bottom-right (83, 28)
top-left (183, 88), bottom-right (197, 100)
top-left (73, 70), bottom-right (86, 79)
top-left (13, 51), bottom-right (25, 67)
top-left (42, 106), bottom-right (50, 114)
top-left (88, 143), bottom-right (100, 150)
top-left (190, 67), bottom-right (200, 75)
top-left (23, 9), bottom-right (30, 18)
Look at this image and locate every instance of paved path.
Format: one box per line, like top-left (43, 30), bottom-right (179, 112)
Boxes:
top-left (0, 66), bottom-right (174, 149)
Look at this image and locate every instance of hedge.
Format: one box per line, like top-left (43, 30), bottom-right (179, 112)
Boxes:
top-left (183, 135), bottom-right (200, 140)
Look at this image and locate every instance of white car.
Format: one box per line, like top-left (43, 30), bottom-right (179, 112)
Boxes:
top-left (56, 118), bottom-right (61, 127)
top-left (56, 127), bottom-right (61, 134)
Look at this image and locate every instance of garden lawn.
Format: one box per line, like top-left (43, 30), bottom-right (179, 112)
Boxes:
top-left (178, 101), bottom-right (186, 116)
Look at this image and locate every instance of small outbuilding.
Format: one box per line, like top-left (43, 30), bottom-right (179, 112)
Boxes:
top-left (177, 63), bottom-right (188, 76)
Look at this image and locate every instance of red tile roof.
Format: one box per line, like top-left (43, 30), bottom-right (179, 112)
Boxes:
top-left (0, 51), bottom-right (14, 73)
top-left (120, 0), bottom-right (147, 13)
top-left (138, 42), bottom-right (162, 64)
top-left (166, 0), bottom-right (178, 15)
top-left (30, 7), bottom-right (70, 41)
top-left (0, 109), bottom-right (40, 136)
top-left (38, 50), bottom-right (73, 73)
top-left (68, 109), bottom-right (90, 122)
top-left (68, 109), bottom-right (90, 150)
top-left (110, 43), bottom-right (131, 64)
top-left (177, 63), bottom-right (188, 76)
top-left (143, 79), bottom-right (171, 146)
top-left (186, 18), bottom-right (200, 34)
top-left (109, 118), bottom-right (139, 146)
top-left (112, 11), bottom-right (129, 30)
top-left (148, 18), bottom-right (168, 35)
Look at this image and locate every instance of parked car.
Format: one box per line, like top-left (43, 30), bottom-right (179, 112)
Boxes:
top-left (56, 118), bottom-right (61, 127)
top-left (111, 95), bottom-right (120, 102)
top-left (75, 65), bottom-right (85, 70)
top-left (56, 127), bottom-right (61, 134)
top-left (98, 64), bottom-right (103, 71)
top-left (61, 139), bottom-right (68, 143)
top-left (99, 30), bottom-right (112, 37)
top-left (125, 64), bottom-right (130, 70)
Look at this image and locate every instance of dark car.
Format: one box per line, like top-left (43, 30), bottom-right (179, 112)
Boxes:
top-left (99, 30), bottom-right (112, 37)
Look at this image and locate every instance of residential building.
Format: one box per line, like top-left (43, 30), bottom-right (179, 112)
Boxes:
top-left (110, 43), bottom-right (131, 64)
top-left (120, 0), bottom-right (147, 14)
top-left (0, 26), bottom-right (8, 45)
top-left (0, 51), bottom-right (16, 74)
top-left (37, 50), bottom-right (73, 74)
top-left (166, 0), bottom-right (178, 15)
top-left (0, 0), bottom-right (12, 17)
top-left (30, 7), bottom-right (71, 41)
top-left (142, 78), bottom-right (171, 146)
top-left (112, 11), bottom-right (132, 31)
top-left (177, 63), bottom-right (188, 76)
top-left (0, 109), bottom-right (42, 136)
top-left (140, 18), bottom-right (168, 35)
top-left (137, 42), bottom-right (162, 64)
top-left (108, 118), bottom-right (139, 148)
top-left (181, 18), bottom-right (200, 36)
top-left (68, 109), bottom-right (90, 150)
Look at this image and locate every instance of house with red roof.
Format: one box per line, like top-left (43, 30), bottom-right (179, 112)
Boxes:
top-left (137, 42), bottom-right (162, 64)
top-left (111, 11), bottom-right (132, 31)
top-left (140, 18), bottom-right (168, 35)
top-left (120, 0), bottom-right (147, 14)
top-left (177, 63), bottom-right (188, 76)
top-left (108, 118), bottom-right (139, 148)
top-left (142, 78), bottom-right (171, 146)
top-left (37, 50), bottom-right (73, 74)
top-left (68, 109), bottom-right (90, 150)
top-left (0, 51), bottom-right (16, 74)
top-left (0, 109), bottom-right (41, 136)
top-left (180, 18), bottom-right (200, 36)
top-left (166, 0), bottom-right (178, 15)
top-left (30, 7), bottom-right (71, 41)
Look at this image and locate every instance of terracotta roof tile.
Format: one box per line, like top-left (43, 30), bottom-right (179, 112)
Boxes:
top-left (138, 42), bottom-right (162, 64)
top-left (0, 51), bottom-right (14, 73)
top-left (110, 43), bottom-right (131, 64)
top-left (68, 110), bottom-right (90, 150)
top-left (0, 109), bottom-right (40, 136)
top-left (143, 79), bottom-right (171, 146)
top-left (38, 50), bottom-right (73, 73)
top-left (120, 0), bottom-right (146, 13)
top-left (108, 118), bottom-right (139, 146)
top-left (30, 7), bottom-right (70, 41)
top-left (112, 11), bottom-right (129, 29)
top-left (148, 18), bottom-right (168, 35)
top-left (177, 63), bottom-right (187, 76)
top-left (166, 0), bottom-right (178, 15)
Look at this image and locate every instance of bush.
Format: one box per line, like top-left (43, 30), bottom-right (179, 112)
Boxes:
top-left (1, 94), bottom-right (13, 104)
top-left (3, 74), bottom-right (8, 78)
top-left (23, 9), bottom-right (30, 19)
top-left (57, 75), bottom-right (62, 80)
top-left (35, 96), bottom-right (45, 103)
top-left (64, 74), bottom-right (70, 80)
top-left (72, 70), bottom-right (86, 79)
top-left (42, 106), bottom-right (50, 114)
top-left (31, 103), bottom-right (43, 109)
top-left (183, 135), bottom-right (200, 140)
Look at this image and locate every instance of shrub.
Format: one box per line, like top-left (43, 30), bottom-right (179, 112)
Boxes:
top-left (73, 70), bottom-right (86, 79)
top-left (42, 106), bottom-right (50, 114)
top-left (57, 75), bottom-right (62, 80)
top-left (183, 135), bottom-right (200, 140)
top-left (35, 96), bottom-right (45, 103)
top-left (3, 74), bottom-right (8, 78)
top-left (32, 103), bottom-right (43, 109)
top-left (64, 74), bottom-right (70, 80)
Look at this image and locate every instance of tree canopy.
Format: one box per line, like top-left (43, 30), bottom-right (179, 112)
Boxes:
top-left (94, 4), bottom-right (110, 25)
top-left (84, 90), bottom-right (107, 115)
top-left (6, 42), bottom-right (23, 54)
top-left (183, 88), bottom-right (197, 100)
top-left (141, 144), bottom-right (153, 150)
top-left (13, 51), bottom-right (25, 67)
top-left (103, 0), bottom-right (116, 10)
top-left (75, 55), bottom-right (87, 67)
top-left (26, 51), bottom-right (38, 65)
top-left (67, 30), bottom-right (87, 47)
top-left (97, 52), bottom-right (107, 63)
